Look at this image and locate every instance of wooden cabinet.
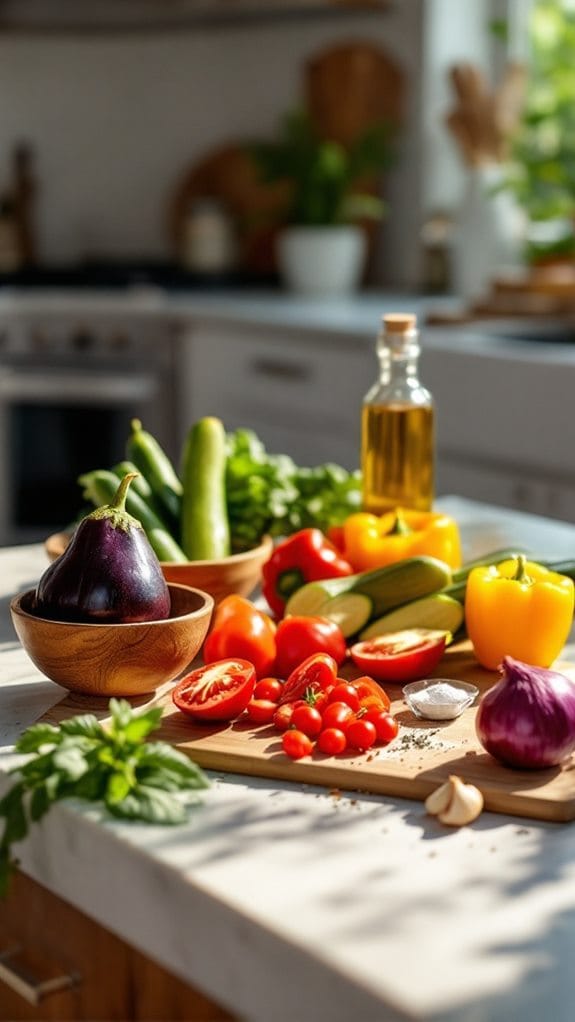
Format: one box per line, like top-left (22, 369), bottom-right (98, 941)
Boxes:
top-left (0, 871), bottom-right (235, 1022)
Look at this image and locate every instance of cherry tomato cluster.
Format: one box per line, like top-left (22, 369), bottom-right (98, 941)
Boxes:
top-left (245, 652), bottom-right (399, 760)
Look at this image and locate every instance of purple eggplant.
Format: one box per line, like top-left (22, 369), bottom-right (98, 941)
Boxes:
top-left (35, 473), bottom-right (171, 624)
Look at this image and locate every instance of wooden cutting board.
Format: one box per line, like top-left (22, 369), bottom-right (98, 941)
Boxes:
top-left (41, 643), bottom-right (575, 824)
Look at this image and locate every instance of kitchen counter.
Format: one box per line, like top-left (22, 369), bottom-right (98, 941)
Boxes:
top-left (2, 496), bottom-right (575, 1022)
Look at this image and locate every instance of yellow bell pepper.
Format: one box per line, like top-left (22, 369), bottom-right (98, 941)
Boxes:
top-left (465, 555), bottom-right (575, 670)
top-left (341, 508), bottom-right (462, 573)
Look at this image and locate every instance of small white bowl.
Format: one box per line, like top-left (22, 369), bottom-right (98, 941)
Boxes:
top-left (403, 678), bottom-right (479, 721)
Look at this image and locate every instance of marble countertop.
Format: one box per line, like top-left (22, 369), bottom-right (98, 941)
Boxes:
top-left (2, 496), bottom-right (575, 1022)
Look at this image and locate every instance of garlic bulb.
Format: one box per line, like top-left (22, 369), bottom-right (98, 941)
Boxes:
top-left (425, 774), bottom-right (484, 826)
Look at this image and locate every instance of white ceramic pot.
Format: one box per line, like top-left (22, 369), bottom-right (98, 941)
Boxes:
top-left (277, 225), bottom-right (367, 296)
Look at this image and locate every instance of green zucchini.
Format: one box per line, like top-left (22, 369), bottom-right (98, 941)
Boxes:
top-left (180, 417), bottom-right (231, 560)
top-left (111, 460), bottom-right (170, 527)
top-left (126, 419), bottom-right (183, 527)
top-left (285, 556), bottom-right (452, 623)
top-left (315, 592), bottom-right (373, 638)
top-left (359, 593), bottom-right (464, 640)
top-left (78, 469), bottom-right (187, 564)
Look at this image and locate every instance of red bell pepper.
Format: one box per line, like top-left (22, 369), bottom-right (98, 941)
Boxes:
top-left (262, 528), bottom-right (353, 618)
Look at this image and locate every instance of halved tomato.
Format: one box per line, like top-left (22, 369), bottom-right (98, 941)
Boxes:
top-left (172, 658), bottom-right (256, 721)
top-left (350, 675), bottom-right (391, 710)
top-left (278, 652), bottom-right (338, 705)
top-left (350, 629), bottom-right (449, 683)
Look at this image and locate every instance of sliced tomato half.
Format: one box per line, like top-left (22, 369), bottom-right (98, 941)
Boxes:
top-left (172, 658), bottom-right (256, 721)
top-left (278, 652), bottom-right (338, 705)
top-left (349, 629), bottom-right (449, 684)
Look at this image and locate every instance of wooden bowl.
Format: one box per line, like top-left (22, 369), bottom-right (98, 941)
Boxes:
top-left (45, 532), bottom-right (273, 605)
top-left (10, 583), bottom-right (213, 698)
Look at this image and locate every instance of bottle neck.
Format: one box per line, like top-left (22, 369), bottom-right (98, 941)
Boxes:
top-left (377, 334), bottom-right (421, 383)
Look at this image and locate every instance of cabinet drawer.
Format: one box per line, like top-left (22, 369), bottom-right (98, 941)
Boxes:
top-left (177, 323), bottom-right (371, 463)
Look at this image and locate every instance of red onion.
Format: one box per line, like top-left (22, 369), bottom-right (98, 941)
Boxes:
top-left (476, 655), bottom-right (575, 769)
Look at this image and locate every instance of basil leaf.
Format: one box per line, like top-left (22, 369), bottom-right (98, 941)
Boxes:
top-left (15, 723), bottom-right (61, 754)
top-left (108, 698), bottom-right (133, 733)
top-left (29, 784), bottom-right (51, 822)
top-left (0, 784), bottom-right (27, 845)
top-left (135, 742), bottom-right (209, 788)
top-left (121, 707), bottom-right (163, 745)
top-left (107, 785), bottom-right (187, 825)
top-left (60, 715), bottom-right (105, 740)
top-left (106, 772), bottom-right (134, 805)
top-left (52, 745), bottom-right (89, 781)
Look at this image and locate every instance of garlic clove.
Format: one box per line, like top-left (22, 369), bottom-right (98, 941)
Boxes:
top-left (424, 778), bottom-right (453, 815)
top-left (426, 774), bottom-right (484, 826)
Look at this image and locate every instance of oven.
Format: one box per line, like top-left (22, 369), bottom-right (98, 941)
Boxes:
top-left (0, 305), bottom-right (178, 545)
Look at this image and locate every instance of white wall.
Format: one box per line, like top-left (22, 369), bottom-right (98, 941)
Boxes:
top-left (0, 2), bottom-right (499, 285)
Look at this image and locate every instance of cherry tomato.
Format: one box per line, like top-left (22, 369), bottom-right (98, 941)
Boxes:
top-left (282, 729), bottom-right (313, 760)
top-left (172, 659), bottom-right (256, 722)
top-left (321, 701), bottom-right (354, 732)
top-left (291, 703), bottom-right (323, 738)
top-left (253, 677), bottom-right (283, 702)
top-left (273, 703), bottom-right (295, 732)
top-left (347, 719), bottom-right (377, 752)
top-left (203, 595), bottom-right (277, 678)
top-left (363, 709), bottom-right (399, 744)
top-left (317, 727), bottom-right (347, 755)
top-left (246, 698), bottom-right (278, 725)
top-left (350, 629), bottom-right (448, 684)
top-left (351, 675), bottom-right (391, 709)
top-left (274, 616), bottom-right (347, 679)
top-left (327, 682), bottom-right (361, 713)
top-left (279, 653), bottom-right (338, 705)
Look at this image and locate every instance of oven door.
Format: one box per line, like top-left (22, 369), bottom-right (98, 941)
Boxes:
top-left (0, 366), bottom-right (163, 545)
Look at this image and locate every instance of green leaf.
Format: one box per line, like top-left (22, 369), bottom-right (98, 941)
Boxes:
top-left (107, 785), bottom-right (187, 825)
top-left (106, 771), bottom-right (134, 805)
top-left (0, 783), bottom-right (27, 845)
top-left (60, 715), bottom-right (105, 740)
top-left (52, 745), bottom-right (89, 781)
top-left (108, 698), bottom-right (133, 733)
top-left (15, 723), bottom-right (61, 754)
top-left (29, 784), bottom-right (51, 822)
top-left (135, 742), bottom-right (210, 789)
top-left (121, 707), bottom-right (163, 745)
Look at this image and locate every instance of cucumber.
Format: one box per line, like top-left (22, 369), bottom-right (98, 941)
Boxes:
top-left (111, 459), bottom-right (170, 528)
top-left (181, 417), bottom-right (231, 560)
top-left (360, 593), bottom-right (464, 640)
top-left (285, 556), bottom-right (452, 623)
top-left (315, 592), bottom-right (373, 638)
top-left (126, 419), bottom-right (183, 527)
top-left (78, 469), bottom-right (187, 564)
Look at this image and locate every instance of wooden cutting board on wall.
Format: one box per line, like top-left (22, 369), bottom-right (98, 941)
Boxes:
top-left (41, 643), bottom-right (575, 824)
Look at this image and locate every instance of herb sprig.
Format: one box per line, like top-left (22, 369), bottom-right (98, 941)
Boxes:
top-left (0, 699), bottom-right (208, 896)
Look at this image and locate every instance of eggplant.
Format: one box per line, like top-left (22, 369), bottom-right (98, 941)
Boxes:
top-left (35, 473), bottom-right (171, 624)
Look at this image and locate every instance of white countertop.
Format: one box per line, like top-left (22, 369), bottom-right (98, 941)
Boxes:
top-left (2, 496), bottom-right (575, 1022)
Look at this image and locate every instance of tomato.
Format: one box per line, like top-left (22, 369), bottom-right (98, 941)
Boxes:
top-left (321, 701), bottom-right (354, 732)
top-left (349, 629), bottom-right (448, 683)
top-left (273, 703), bottom-right (295, 732)
top-left (253, 677), bottom-right (283, 702)
top-left (327, 682), bottom-right (361, 713)
top-left (363, 709), bottom-right (399, 744)
top-left (246, 698), bottom-right (278, 725)
top-left (347, 719), bottom-right (377, 752)
top-left (291, 703), bottom-right (323, 738)
top-left (274, 616), bottom-right (346, 679)
top-left (203, 595), bottom-right (277, 678)
top-left (317, 727), bottom-right (347, 755)
top-left (282, 730), bottom-right (313, 760)
top-left (279, 653), bottom-right (338, 705)
top-left (173, 659), bottom-right (256, 721)
top-left (350, 675), bottom-right (391, 710)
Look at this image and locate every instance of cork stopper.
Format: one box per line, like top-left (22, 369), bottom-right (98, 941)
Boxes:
top-left (382, 313), bottom-right (417, 333)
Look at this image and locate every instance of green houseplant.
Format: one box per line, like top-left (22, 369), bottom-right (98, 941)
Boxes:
top-left (249, 109), bottom-right (391, 295)
top-left (502, 0), bottom-right (575, 260)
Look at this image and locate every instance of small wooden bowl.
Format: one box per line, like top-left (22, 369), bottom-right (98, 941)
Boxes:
top-left (45, 532), bottom-right (273, 605)
top-left (10, 583), bottom-right (213, 698)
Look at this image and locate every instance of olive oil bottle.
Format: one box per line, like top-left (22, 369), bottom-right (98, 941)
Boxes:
top-left (361, 313), bottom-right (434, 514)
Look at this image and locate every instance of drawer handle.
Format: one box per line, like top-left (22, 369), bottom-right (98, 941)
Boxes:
top-left (249, 357), bottom-right (312, 382)
top-left (0, 943), bottom-right (80, 1005)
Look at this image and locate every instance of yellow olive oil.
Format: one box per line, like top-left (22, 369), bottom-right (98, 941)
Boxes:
top-left (361, 313), bottom-right (435, 514)
top-left (361, 402), bottom-right (434, 514)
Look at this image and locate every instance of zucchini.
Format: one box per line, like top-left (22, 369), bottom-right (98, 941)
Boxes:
top-left (111, 460), bottom-right (170, 527)
top-left (78, 469), bottom-right (187, 564)
top-left (315, 592), bottom-right (373, 638)
top-left (126, 419), bottom-right (183, 527)
top-left (180, 417), bottom-right (231, 560)
top-left (285, 556), bottom-right (452, 623)
top-left (360, 593), bottom-right (464, 640)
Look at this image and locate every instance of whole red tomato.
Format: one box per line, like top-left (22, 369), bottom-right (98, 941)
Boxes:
top-left (203, 595), bottom-right (276, 678)
top-left (274, 616), bottom-right (346, 679)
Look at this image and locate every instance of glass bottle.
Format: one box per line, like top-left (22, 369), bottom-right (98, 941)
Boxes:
top-left (361, 312), bottom-right (434, 514)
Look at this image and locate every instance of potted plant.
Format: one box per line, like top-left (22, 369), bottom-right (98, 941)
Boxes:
top-left (249, 110), bottom-right (391, 296)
